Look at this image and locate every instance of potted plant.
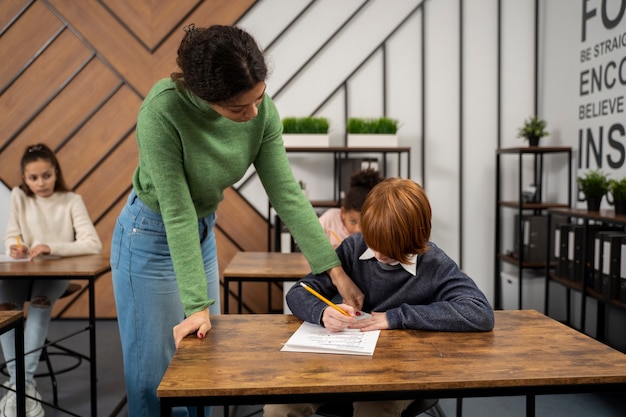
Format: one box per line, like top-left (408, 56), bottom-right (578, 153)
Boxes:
top-left (346, 117), bottom-right (399, 148)
top-left (609, 177), bottom-right (626, 215)
top-left (282, 117), bottom-right (330, 148)
top-left (517, 115), bottom-right (549, 147)
top-left (576, 169), bottom-right (610, 211)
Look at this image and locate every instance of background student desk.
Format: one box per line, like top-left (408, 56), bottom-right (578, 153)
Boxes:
top-left (0, 254), bottom-right (111, 417)
top-left (0, 311), bottom-right (25, 417)
top-left (158, 310), bottom-right (626, 417)
top-left (222, 251), bottom-right (310, 314)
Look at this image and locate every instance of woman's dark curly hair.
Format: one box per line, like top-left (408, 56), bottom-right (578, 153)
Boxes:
top-left (171, 24), bottom-right (268, 104)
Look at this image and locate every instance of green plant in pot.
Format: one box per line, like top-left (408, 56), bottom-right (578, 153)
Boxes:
top-left (347, 117), bottom-right (398, 134)
top-left (281, 117), bottom-right (330, 148)
top-left (517, 115), bottom-right (549, 147)
top-left (576, 169), bottom-right (610, 211)
top-left (609, 177), bottom-right (626, 215)
top-left (282, 117), bottom-right (329, 134)
top-left (346, 117), bottom-right (399, 147)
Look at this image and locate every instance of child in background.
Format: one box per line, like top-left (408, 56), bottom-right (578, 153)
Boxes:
top-left (319, 168), bottom-right (383, 248)
top-left (264, 178), bottom-right (494, 417)
top-left (0, 143), bottom-right (102, 417)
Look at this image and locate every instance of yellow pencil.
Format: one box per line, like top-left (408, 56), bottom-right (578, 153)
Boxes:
top-left (329, 230), bottom-right (342, 244)
top-left (15, 236), bottom-right (21, 250)
top-left (300, 282), bottom-right (350, 316)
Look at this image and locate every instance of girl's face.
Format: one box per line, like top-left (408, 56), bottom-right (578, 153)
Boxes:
top-left (341, 208), bottom-right (362, 235)
top-left (23, 159), bottom-right (57, 198)
top-left (210, 82), bottom-right (266, 123)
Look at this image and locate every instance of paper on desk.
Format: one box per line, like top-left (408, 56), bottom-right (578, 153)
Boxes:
top-left (0, 254), bottom-right (29, 263)
top-left (281, 321), bottom-right (380, 356)
top-left (0, 254), bottom-right (61, 263)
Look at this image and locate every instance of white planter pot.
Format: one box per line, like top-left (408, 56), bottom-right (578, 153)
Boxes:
top-left (282, 134), bottom-right (329, 148)
top-left (347, 134), bottom-right (398, 148)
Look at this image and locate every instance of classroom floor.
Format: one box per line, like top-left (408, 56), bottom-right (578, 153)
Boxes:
top-left (0, 319), bottom-right (625, 417)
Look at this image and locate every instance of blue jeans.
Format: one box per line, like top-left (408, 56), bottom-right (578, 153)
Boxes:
top-left (110, 191), bottom-right (219, 417)
top-left (0, 279), bottom-right (69, 386)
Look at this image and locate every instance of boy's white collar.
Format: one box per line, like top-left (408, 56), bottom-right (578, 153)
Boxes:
top-left (359, 248), bottom-right (417, 276)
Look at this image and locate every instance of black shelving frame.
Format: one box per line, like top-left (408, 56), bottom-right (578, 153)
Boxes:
top-left (494, 146), bottom-right (572, 310)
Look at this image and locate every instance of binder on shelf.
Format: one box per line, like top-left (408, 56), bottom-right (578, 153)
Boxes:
top-left (571, 224), bottom-right (620, 284)
top-left (556, 223), bottom-right (573, 280)
top-left (513, 215), bottom-right (562, 264)
top-left (607, 234), bottom-right (626, 300)
top-left (595, 231), bottom-right (618, 293)
top-left (594, 232), bottom-right (626, 299)
top-left (620, 239), bottom-right (626, 303)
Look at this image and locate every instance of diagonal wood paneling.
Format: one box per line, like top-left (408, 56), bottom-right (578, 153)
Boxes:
top-left (1, 0), bottom-right (272, 319)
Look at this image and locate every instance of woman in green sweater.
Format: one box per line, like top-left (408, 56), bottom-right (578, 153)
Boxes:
top-left (110, 24), bottom-right (363, 416)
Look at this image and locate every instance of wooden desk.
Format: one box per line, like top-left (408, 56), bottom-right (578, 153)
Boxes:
top-left (0, 311), bottom-right (25, 417)
top-left (222, 252), bottom-right (310, 314)
top-left (158, 310), bottom-right (626, 417)
top-left (0, 254), bottom-right (111, 417)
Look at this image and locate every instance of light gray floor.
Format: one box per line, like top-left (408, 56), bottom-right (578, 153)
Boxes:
top-left (1, 320), bottom-right (625, 417)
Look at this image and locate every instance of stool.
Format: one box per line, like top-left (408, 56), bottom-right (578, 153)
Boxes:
top-left (316, 398), bottom-right (446, 417)
top-left (1, 282), bottom-right (84, 407)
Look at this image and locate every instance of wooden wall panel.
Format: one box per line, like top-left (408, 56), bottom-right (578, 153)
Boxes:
top-left (0, 29), bottom-right (92, 145)
top-left (0, 1), bottom-right (29, 30)
top-left (75, 134), bottom-right (137, 223)
top-left (0, 1), bottom-right (62, 88)
top-left (56, 87), bottom-right (142, 187)
top-left (1, 0), bottom-right (276, 319)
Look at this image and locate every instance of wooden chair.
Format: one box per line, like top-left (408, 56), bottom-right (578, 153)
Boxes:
top-left (316, 398), bottom-right (446, 417)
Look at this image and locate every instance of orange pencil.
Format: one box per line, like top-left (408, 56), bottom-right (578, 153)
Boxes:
top-left (15, 236), bottom-right (21, 250)
top-left (300, 282), bottom-right (350, 316)
top-left (329, 230), bottom-right (342, 245)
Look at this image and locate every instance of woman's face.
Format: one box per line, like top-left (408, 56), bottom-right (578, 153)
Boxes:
top-left (210, 82), bottom-right (266, 123)
top-left (23, 159), bottom-right (57, 198)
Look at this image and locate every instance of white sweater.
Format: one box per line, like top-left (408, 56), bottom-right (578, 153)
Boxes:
top-left (3, 187), bottom-right (102, 256)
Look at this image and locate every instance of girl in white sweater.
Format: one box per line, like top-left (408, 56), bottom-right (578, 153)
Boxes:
top-left (0, 143), bottom-right (102, 417)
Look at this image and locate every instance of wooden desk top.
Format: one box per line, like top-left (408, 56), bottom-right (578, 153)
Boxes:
top-left (0, 254), bottom-right (110, 277)
top-left (0, 311), bottom-right (24, 330)
top-left (158, 310), bottom-right (626, 404)
top-left (223, 251), bottom-right (310, 278)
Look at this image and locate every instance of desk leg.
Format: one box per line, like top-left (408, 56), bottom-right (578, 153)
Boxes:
top-left (14, 318), bottom-right (25, 417)
top-left (223, 278), bottom-right (230, 314)
top-left (89, 278), bottom-right (98, 417)
top-left (238, 281), bottom-right (243, 314)
top-left (526, 395), bottom-right (535, 417)
top-left (456, 398), bottom-right (462, 417)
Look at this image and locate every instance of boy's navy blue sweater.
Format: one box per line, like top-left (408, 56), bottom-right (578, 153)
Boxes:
top-left (287, 233), bottom-right (495, 332)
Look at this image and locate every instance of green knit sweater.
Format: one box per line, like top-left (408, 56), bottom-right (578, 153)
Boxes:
top-left (133, 79), bottom-right (340, 316)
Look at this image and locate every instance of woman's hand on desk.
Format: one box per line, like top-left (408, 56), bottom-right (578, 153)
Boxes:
top-left (327, 266), bottom-right (364, 311)
top-left (173, 308), bottom-right (212, 348)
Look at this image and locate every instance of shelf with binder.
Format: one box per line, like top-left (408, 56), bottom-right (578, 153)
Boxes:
top-left (494, 146), bottom-right (572, 310)
top-left (269, 146), bottom-right (411, 251)
top-left (546, 207), bottom-right (626, 347)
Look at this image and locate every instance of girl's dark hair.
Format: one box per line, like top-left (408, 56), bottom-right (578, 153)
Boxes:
top-left (19, 143), bottom-right (69, 197)
top-left (171, 24), bottom-right (268, 104)
top-left (343, 169), bottom-right (384, 211)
